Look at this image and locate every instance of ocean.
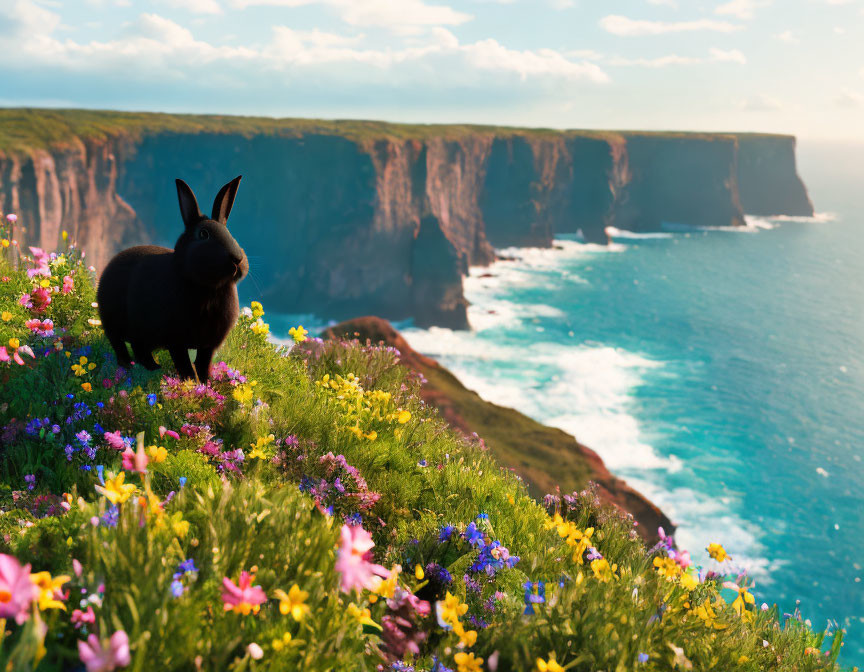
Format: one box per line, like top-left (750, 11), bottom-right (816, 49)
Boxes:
top-left (276, 140), bottom-right (864, 663)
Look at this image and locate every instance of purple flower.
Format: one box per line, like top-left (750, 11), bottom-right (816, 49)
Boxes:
top-left (638, 653), bottom-right (649, 664)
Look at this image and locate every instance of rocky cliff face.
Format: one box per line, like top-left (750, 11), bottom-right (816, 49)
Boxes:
top-left (0, 114), bottom-right (814, 328)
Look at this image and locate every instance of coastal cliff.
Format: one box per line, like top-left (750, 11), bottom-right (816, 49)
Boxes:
top-left (322, 316), bottom-right (673, 544)
top-left (0, 109), bottom-right (814, 328)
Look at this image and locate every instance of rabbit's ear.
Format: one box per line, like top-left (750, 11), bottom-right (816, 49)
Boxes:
top-left (211, 176), bottom-right (242, 225)
top-left (176, 179), bottom-right (203, 230)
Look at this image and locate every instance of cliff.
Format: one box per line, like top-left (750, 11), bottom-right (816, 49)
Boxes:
top-left (322, 316), bottom-right (674, 544)
top-left (0, 109), bottom-right (814, 328)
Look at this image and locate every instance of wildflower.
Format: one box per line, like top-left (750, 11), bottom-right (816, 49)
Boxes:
top-left (250, 301), bottom-right (264, 318)
top-left (25, 318), bottom-right (54, 337)
top-left (638, 653), bottom-right (649, 664)
top-left (707, 543), bottom-right (729, 562)
top-left (250, 318), bottom-right (269, 336)
top-left (24, 474), bottom-right (35, 491)
top-left (159, 426), bottom-right (180, 440)
top-left (289, 325), bottom-right (308, 343)
top-left (347, 603), bottom-right (380, 629)
top-left (691, 599), bottom-right (727, 630)
top-left (247, 643), bottom-right (264, 660)
top-left (653, 556), bottom-right (681, 580)
top-left (590, 558), bottom-right (617, 583)
top-left (31, 571), bottom-right (70, 611)
top-left (536, 654), bottom-right (564, 672)
top-left (77, 630), bottom-right (131, 672)
top-left (95, 472), bottom-right (136, 505)
top-left (82, 382), bottom-right (92, 392)
top-left (232, 381), bottom-right (257, 405)
top-left (274, 584), bottom-right (310, 621)
top-left (146, 393), bottom-right (157, 406)
top-left (415, 564), bottom-right (424, 581)
top-left (6, 214), bottom-right (17, 222)
top-left (437, 591), bottom-right (468, 628)
top-left (222, 571), bottom-right (266, 615)
top-left (62, 275), bottom-right (74, 294)
top-left (146, 445), bottom-right (167, 463)
top-left (679, 571), bottom-right (699, 591)
top-left (72, 606), bottom-right (96, 628)
top-left (27, 247), bottom-right (51, 278)
top-left (122, 447), bottom-right (148, 475)
top-left (104, 432), bottom-right (128, 451)
top-left (0, 554), bottom-right (37, 624)
top-left (723, 581), bottom-right (756, 620)
top-left (71, 356), bottom-right (96, 377)
top-left (382, 588), bottom-right (432, 659)
top-left (0, 311), bottom-right (11, 321)
top-left (523, 581), bottom-right (545, 615)
top-left (335, 524), bottom-right (390, 594)
top-left (453, 652), bottom-right (483, 672)
top-left (397, 410), bottom-right (411, 424)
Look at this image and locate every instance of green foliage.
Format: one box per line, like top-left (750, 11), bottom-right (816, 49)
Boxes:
top-left (0, 238), bottom-right (851, 671)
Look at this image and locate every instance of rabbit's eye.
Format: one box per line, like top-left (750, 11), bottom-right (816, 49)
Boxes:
top-left (198, 229), bottom-right (210, 240)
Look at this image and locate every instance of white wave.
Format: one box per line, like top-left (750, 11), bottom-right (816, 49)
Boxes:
top-left (743, 216), bottom-right (778, 231)
top-left (766, 211), bottom-right (838, 224)
top-left (624, 476), bottom-right (784, 585)
top-left (606, 226), bottom-right (674, 240)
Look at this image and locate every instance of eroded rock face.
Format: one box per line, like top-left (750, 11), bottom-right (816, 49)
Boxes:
top-left (322, 315), bottom-right (675, 544)
top-left (0, 122), bottom-right (813, 328)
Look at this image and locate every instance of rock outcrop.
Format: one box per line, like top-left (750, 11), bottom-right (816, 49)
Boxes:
top-left (0, 110), bottom-right (815, 328)
top-left (323, 316), bottom-right (674, 544)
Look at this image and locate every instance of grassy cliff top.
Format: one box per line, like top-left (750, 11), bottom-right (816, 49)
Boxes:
top-left (0, 107), bottom-right (795, 155)
top-left (0, 215), bottom-right (849, 670)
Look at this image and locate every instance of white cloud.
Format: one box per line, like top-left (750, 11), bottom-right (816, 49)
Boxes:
top-left (647, 0), bottom-right (679, 6)
top-left (600, 15), bottom-right (741, 36)
top-left (709, 47), bottom-right (746, 63)
top-left (609, 54), bottom-right (700, 67)
top-left (774, 30), bottom-right (799, 43)
top-left (157, 0), bottom-right (223, 13)
top-left (715, 0), bottom-right (770, 20)
top-left (0, 1), bottom-right (609, 91)
top-left (230, 0), bottom-right (472, 33)
top-left (737, 94), bottom-right (783, 111)
top-left (835, 89), bottom-right (864, 107)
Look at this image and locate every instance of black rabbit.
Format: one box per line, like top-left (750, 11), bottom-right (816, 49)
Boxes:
top-left (97, 176), bottom-right (248, 382)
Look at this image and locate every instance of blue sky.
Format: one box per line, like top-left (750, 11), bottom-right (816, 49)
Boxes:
top-left (1, 0), bottom-right (862, 140)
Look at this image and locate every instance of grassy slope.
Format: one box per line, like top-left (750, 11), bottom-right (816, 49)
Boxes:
top-left (323, 316), bottom-right (673, 544)
top-left (0, 232), bottom-right (849, 671)
top-left (0, 107), bottom-right (794, 155)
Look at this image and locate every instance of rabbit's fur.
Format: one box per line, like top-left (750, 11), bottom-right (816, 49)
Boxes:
top-left (97, 177), bottom-right (249, 382)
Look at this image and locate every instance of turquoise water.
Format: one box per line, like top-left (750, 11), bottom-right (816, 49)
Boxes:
top-left (401, 143), bottom-right (864, 663)
top-left (273, 142), bottom-right (864, 662)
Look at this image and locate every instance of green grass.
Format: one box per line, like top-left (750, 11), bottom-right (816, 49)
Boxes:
top-left (0, 226), bottom-right (850, 671)
top-left (0, 107), bottom-right (794, 156)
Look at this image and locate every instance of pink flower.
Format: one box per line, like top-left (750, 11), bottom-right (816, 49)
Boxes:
top-left (6, 214), bottom-right (17, 223)
top-left (20, 287), bottom-right (51, 314)
top-left (335, 524), bottom-right (389, 594)
top-left (0, 554), bottom-right (37, 624)
top-left (77, 631), bottom-right (131, 672)
top-left (62, 275), bottom-right (74, 294)
top-left (71, 606), bottom-right (96, 628)
top-left (158, 426), bottom-right (180, 441)
top-left (121, 446), bottom-right (147, 474)
top-left (103, 432), bottom-right (127, 451)
top-left (221, 571), bottom-right (266, 615)
top-left (0, 347), bottom-right (8, 363)
top-left (25, 318), bottom-right (54, 338)
top-left (73, 559), bottom-right (83, 577)
top-left (675, 549), bottom-right (692, 570)
top-left (26, 248), bottom-right (51, 279)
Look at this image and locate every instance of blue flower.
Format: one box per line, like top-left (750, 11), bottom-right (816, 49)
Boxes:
top-left (438, 525), bottom-right (455, 542)
top-left (417, 459), bottom-right (427, 467)
top-left (178, 476), bottom-right (187, 488)
top-left (177, 558), bottom-right (198, 574)
top-left (101, 505), bottom-right (119, 528)
top-left (96, 465), bottom-right (105, 485)
top-left (170, 580), bottom-right (185, 598)
top-left (147, 393), bottom-right (157, 406)
top-left (463, 522), bottom-right (484, 547)
top-left (638, 653), bottom-right (649, 663)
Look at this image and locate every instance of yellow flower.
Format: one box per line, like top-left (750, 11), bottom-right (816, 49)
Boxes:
top-left (95, 472), bottom-right (136, 505)
top-left (590, 557), bottom-right (617, 583)
top-left (39, 279), bottom-right (50, 288)
top-left (415, 564), bottom-right (424, 580)
top-left (250, 318), bottom-right (270, 336)
top-left (373, 565), bottom-right (400, 600)
top-left (0, 239), bottom-right (9, 248)
top-left (691, 599), bottom-right (727, 630)
top-left (347, 603), bottom-right (380, 629)
top-left (288, 325), bottom-right (308, 343)
top-left (8, 338), bottom-right (19, 349)
top-left (0, 311), bottom-right (11, 321)
top-left (248, 435), bottom-right (275, 459)
top-left (454, 652), bottom-right (483, 672)
top-left (250, 301), bottom-right (264, 319)
top-left (61, 230), bottom-right (68, 241)
top-left (364, 430), bottom-right (377, 441)
top-left (232, 381), bottom-right (258, 405)
top-left (707, 543), bottom-right (729, 562)
top-left (453, 621), bottom-right (477, 648)
top-left (274, 585), bottom-right (310, 622)
top-left (397, 410), bottom-right (411, 424)
top-left (729, 586), bottom-right (756, 620)
top-left (171, 514), bottom-right (190, 539)
top-left (146, 445), bottom-right (168, 463)
top-left (31, 571), bottom-right (70, 611)
top-left (679, 571), bottom-right (699, 591)
top-left (439, 591), bottom-right (469, 626)
top-left (536, 654), bottom-right (565, 672)
top-left (81, 382), bottom-right (92, 393)
top-left (653, 556), bottom-right (682, 580)
top-left (71, 356), bottom-right (93, 377)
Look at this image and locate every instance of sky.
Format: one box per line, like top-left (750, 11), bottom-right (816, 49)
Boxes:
top-left (1, 0), bottom-right (863, 140)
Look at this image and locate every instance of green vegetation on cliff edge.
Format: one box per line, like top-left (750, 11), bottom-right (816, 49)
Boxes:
top-left (0, 215), bottom-right (850, 670)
